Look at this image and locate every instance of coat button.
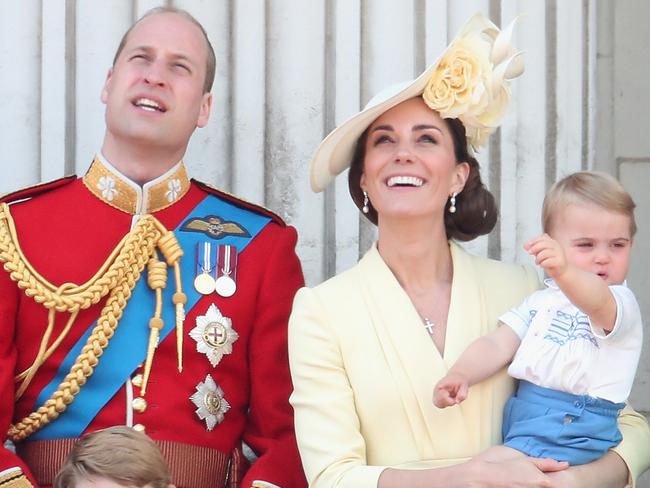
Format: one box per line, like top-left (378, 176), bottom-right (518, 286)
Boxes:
top-left (132, 397), bottom-right (148, 413)
top-left (131, 374), bottom-right (144, 388)
top-left (133, 423), bottom-right (146, 433)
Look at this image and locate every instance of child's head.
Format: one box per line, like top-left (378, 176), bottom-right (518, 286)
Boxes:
top-left (53, 426), bottom-right (173, 488)
top-left (542, 171), bottom-right (636, 285)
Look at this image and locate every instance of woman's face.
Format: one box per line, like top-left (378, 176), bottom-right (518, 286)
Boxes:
top-left (360, 97), bottom-right (468, 225)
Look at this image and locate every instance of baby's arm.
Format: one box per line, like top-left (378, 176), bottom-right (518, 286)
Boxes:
top-left (433, 325), bottom-right (520, 407)
top-left (525, 234), bottom-right (617, 331)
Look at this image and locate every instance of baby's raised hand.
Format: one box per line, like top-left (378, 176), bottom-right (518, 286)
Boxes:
top-left (433, 372), bottom-right (469, 408)
top-left (524, 233), bottom-right (568, 279)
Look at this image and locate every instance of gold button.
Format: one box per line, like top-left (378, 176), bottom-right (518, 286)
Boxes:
top-left (131, 374), bottom-right (143, 388)
top-left (132, 397), bottom-right (148, 413)
top-left (133, 423), bottom-right (146, 433)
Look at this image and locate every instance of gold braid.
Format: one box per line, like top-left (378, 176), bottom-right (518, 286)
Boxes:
top-left (0, 203), bottom-right (185, 442)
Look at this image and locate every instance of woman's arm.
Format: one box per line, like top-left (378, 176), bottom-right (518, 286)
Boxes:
top-left (546, 451), bottom-right (628, 488)
top-left (380, 457), bottom-right (567, 488)
top-left (613, 405), bottom-right (650, 486)
top-left (288, 287), bottom-right (385, 488)
top-left (534, 405), bottom-right (650, 488)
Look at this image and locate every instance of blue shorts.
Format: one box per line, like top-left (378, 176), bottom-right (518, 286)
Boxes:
top-left (502, 381), bottom-right (625, 465)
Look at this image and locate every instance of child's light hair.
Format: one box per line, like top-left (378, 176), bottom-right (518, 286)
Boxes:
top-left (542, 171), bottom-right (636, 237)
top-left (54, 426), bottom-right (171, 488)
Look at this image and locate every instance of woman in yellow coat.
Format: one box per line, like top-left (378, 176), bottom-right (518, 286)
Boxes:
top-left (288, 13), bottom-right (650, 488)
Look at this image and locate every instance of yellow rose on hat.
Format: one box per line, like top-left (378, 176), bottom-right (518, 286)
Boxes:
top-left (423, 16), bottom-right (524, 151)
top-left (424, 35), bottom-right (491, 120)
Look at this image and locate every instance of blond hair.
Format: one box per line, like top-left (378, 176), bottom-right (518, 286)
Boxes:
top-left (54, 426), bottom-right (171, 488)
top-left (542, 171), bottom-right (636, 237)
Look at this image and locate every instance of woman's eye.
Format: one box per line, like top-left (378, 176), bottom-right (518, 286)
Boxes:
top-left (419, 134), bottom-right (437, 143)
top-left (374, 135), bottom-right (393, 145)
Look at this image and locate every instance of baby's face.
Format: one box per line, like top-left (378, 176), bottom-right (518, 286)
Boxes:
top-left (550, 202), bottom-right (632, 285)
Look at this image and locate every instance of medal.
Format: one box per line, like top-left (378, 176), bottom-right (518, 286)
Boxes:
top-left (215, 245), bottom-right (238, 297)
top-left (194, 242), bottom-right (216, 295)
top-left (214, 275), bottom-right (236, 297)
top-left (190, 374), bottom-right (230, 431)
top-left (189, 303), bottom-right (239, 367)
top-left (194, 273), bottom-right (215, 295)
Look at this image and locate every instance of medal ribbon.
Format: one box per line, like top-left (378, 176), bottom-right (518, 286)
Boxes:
top-left (217, 245), bottom-right (237, 281)
top-left (31, 193), bottom-right (271, 440)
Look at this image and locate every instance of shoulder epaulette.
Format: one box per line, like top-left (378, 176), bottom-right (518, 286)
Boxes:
top-left (192, 179), bottom-right (286, 226)
top-left (0, 175), bottom-right (77, 204)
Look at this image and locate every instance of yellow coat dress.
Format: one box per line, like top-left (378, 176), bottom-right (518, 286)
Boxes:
top-left (289, 242), bottom-right (650, 488)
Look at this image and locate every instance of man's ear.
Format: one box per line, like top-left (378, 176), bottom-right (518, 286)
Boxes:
top-left (100, 68), bottom-right (114, 105)
top-left (196, 92), bottom-right (213, 128)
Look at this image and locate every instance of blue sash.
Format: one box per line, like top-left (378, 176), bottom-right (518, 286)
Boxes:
top-left (31, 194), bottom-right (271, 440)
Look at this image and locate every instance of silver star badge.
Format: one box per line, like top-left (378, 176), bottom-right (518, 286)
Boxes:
top-left (190, 374), bottom-right (230, 431)
top-left (189, 304), bottom-right (239, 367)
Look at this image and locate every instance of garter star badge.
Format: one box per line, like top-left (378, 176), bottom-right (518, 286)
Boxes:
top-left (189, 304), bottom-right (239, 367)
top-left (190, 374), bottom-right (230, 431)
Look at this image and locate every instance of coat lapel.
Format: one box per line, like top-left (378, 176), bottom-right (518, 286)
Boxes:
top-left (357, 243), bottom-right (482, 458)
top-left (444, 242), bottom-right (485, 365)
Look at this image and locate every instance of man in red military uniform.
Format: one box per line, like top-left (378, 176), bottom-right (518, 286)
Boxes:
top-left (0, 7), bottom-right (306, 488)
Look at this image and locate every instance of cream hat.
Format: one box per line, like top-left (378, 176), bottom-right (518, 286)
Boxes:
top-left (309, 13), bottom-right (524, 192)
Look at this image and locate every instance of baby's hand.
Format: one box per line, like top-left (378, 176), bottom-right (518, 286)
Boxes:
top-left (433, 372), bottom-right (469, 408)
top-left (524, 233), bottom-right (568, 279)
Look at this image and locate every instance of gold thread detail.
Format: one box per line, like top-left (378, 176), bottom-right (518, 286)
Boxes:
top-left (0, 202), bottom-right (186, 442)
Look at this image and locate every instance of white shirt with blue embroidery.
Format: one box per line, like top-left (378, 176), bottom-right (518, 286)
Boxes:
top-left (500, 280), bottom-right (643, 403)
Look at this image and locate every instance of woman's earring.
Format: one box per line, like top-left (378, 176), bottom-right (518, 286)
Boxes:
top-left (362, 191), bottom-right (370, 214)
top-left (449, 192), bottom-right (457, 214)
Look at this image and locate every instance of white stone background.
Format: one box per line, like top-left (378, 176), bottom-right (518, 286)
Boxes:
top-left (0, 1), bottom-right (648, 483)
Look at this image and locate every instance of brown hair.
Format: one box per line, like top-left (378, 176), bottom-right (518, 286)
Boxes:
top-left (543, 171), bottom-right (636, 237)
top-left (112, 7), bottom-right (216, 93)
top-left (53, 426), bottom-right (172, 488)
top-left (348, 109), bottom-right (497, 241)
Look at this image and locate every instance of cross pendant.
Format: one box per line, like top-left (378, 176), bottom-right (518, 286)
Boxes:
top-left (423, 318), bottom-right (435, 335)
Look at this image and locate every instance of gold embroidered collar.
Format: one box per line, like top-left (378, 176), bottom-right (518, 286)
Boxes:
top-left (83, 155), bottom-right (191, 214)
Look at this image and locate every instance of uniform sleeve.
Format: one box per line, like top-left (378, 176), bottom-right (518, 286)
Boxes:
top-left (612, 403), bottom-right (650, 486)
top-left (288, 287), bottom-right (386, 488)
top-left (0, 265), bottom-right (36, 486)
top-left (241, 224), bottom-right (307, 488)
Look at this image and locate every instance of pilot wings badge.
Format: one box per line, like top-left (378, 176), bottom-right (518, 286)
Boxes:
top-left (180, 215), bottom-right (250, 240)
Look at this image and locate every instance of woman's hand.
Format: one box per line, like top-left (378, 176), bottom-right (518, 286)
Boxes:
top-left (465, 455), bottom-right (569, 488)
top-left (545, 467), bottom-right (577, 488)
top-left (379, 455), bottom-right (569, 488)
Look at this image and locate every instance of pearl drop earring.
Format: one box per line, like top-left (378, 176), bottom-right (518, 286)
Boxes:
top-left (449, 192), bottom-right (457, 214)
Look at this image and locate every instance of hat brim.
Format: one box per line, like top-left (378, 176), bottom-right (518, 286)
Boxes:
top-left (309, 13), bottom-right (496, 192)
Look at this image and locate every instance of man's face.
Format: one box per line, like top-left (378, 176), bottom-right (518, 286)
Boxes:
top-left (101, 12), bottom-right (212, 155)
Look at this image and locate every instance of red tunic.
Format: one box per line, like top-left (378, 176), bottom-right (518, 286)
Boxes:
top-left (0, 159), bottom-right (307, 488)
